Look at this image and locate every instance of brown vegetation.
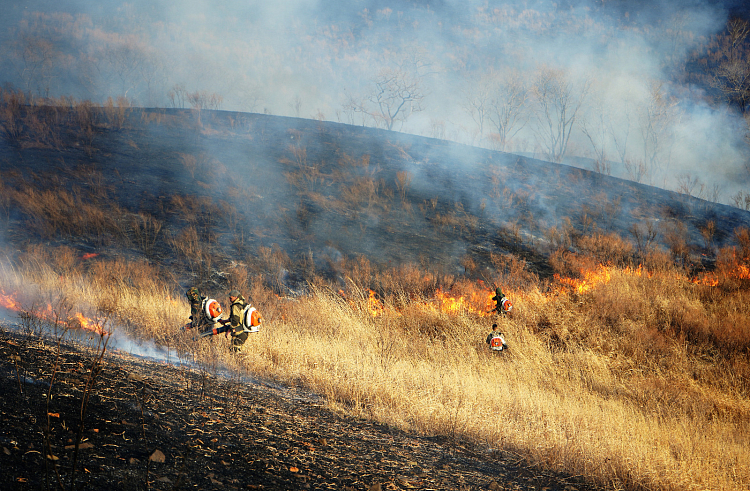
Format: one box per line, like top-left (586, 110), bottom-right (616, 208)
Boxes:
top-left (2, 223), bottom-right (750, 490)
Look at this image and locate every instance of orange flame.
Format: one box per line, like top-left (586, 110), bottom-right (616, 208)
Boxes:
top-left (366, 289), bottom-right (384, 317)
top-left (0, 289), bottom-right (21, 311)
top-left (554, 264), bottom-right (612, 294)
top-left (0, 288), bottom-right (107, 335)
top-left (433, 288), bottom-right (495, 316)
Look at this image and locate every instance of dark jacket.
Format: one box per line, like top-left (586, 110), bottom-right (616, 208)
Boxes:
top-left (228, 294), bottom-right (249, 348)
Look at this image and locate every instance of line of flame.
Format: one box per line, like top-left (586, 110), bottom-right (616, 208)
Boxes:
top-left (0, 288), bottom-right (107, 335)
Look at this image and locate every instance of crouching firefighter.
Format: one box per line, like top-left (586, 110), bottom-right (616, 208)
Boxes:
top-left (490, 287), bottom-right (513, 316)
top-left (225, 289), bottom-right (263, 352)
top-left (183, 286), bottom-right (225, 335)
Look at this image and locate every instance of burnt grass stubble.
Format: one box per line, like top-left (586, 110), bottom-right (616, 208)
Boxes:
top-left (0, 331), bottom-right (599, 491)
top-left (1, 108), bottom-right (750, 490)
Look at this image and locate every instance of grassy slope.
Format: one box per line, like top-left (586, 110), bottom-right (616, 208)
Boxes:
top-left (1, 105), bottom-right (750, 490)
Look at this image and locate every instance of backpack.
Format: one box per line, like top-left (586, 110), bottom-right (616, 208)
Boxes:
top-left (488, 332), bottom-right (507, 351)
top-left (241, 305), bottom-right (263, 333)
top-left (203, 298), bottom-right (223, 322)
top-left (501, 297), bottom-right (513, 314)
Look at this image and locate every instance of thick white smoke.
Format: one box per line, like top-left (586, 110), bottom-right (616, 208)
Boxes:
top-left (0, 0), bottom-right (748, 203)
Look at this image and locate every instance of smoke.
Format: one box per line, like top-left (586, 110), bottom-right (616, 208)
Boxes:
top-left (0, 0), bottom-right (748, 204)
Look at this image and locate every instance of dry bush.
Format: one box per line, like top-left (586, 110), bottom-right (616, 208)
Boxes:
top-left (549, 248), bottom-right (599, 278)
top-left (734, 226), bottom-right (750, 261)
top-left (339, 176), bottom-right (381, 209)
top-left (11, 184), bottom-right (120, 241)
top-left (373, 262), bottom-right (445, 299)
top-left (639, 248), bottom-right (675, 273)
top-left (167, 226), bottom-right (213, 282)
top-left (575, 231), bottom-right (634, 266)
top-left (252, 245), bottom-right (292, 293)
top-left (0, 88), bottom-right (25, 142)
top-left (490, 252), bottom-right (539, 291)
top-left (128, 212), bottom-right (163, 257)
top-left (542, 217), bottom-right (575, 251)
top-left (178, 153), bottom-right (198, 179)
top-left (103, 96), bottom-right (130, 129)
top-left (662, 219), bottom-right (690, 264)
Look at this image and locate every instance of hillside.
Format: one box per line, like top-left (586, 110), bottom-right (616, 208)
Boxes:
top-left (2, 106), bottom-right (750, 491)
top-left (2, 106), bottom-right (748, 294)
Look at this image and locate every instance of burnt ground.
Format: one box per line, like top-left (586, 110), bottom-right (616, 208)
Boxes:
top-left (0, 330), bottom-right (599, 491)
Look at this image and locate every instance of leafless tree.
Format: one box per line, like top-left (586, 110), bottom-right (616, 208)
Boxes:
top-left (579, 84), bottom-right (612, 174)
top-left (462, 71), bottom-right (494, 143)
top-left (168, 84), bottom-right (187, 108)
top-left (105, 37), bottom-right (147, 99)
top-left (487, 69), bottom-right (530, 152)
top-left (639, 81), bottom-right (680, 180)
top-left (18, 35), bottom-right (58, 98)
top-left (530, 65), bottom-right (590, 163)
top-left (345, 67), bottom-right (425, 131)
top-left (291, 95), bottom-right (302, 117)
top-left (711, 18), bottom-right (750, 113)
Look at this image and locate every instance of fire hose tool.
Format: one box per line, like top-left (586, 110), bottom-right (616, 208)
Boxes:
top-left (197, 319), bottom-right (231, 338)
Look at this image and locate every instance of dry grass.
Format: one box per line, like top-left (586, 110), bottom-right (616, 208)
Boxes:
top-left (2, 240), bottom-right (750, 491)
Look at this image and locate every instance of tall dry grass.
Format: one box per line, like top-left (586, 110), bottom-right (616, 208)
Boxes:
top-left (2, 243), bottom-right (749, 491)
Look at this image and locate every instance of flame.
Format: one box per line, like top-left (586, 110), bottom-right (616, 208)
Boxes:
top-left (433, 288), bottom-right (495, 316)
top-left (691, 273), bottom-right (719, 287)
top-left (366, 289), bottom-right (384, 317)
top-left (0, 288), bottom-right (107, 335)
top-left (82, 253), bottom-right (98, 260)
top-left (0, 288), bottom-right (21, 310)
top-left (554, 264), bottom-right (612, 294)
top-left (338, 288), bottom-right (386, 317)
top-left (691, 262), bottom-right (750, 286)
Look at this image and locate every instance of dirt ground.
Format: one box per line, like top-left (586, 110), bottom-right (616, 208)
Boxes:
top-left (0, 330), bottom-right (599, 491)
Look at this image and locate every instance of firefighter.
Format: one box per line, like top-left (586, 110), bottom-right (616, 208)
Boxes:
top-left (227, 289), bottom-right (250, 352)
top-left (486, 323), bottom-right (509, 351)
top-left (183, 286), bottom-right (218, 333)
top-left (491, 287), bottom-right (512, 316)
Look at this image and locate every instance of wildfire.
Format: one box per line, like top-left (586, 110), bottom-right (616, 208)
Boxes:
top-left (338, 288), bottom-right (386, 317)
top-left (340, 284), bottom-right (496, 318)
top-left (366, 289), bottom-right (384, 317)
top-left (691, 273), bottom-right (719, 287)
top-left (0, 288), bottom-right (107, 335)
top-left (554, 264), bottom-right (612, 294)
top-left (0, 288), bottom-right (21, 310)
top-left (433, 288), bottom-right (495, 316)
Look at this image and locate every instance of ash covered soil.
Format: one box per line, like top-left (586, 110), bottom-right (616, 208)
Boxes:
top-left (0, 331), bottom-right (598, 491)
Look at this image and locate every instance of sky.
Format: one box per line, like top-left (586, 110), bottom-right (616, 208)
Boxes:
top-left (1, 0), bottom-right (749, 204)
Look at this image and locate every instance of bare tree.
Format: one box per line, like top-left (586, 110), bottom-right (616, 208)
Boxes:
top-left (462, 70), bottom-right (494, 143)
top-left (531, 65), bottom-right (590, 163)
top-left (487, 69), bottom-right (530, 152)
top-left (105, 36), bottom-right (147, 99)
top-left (711, 18), bottom-right (750, 113)
top-left (168, 84), bottom-right (187, 108)
top-left (291, 95), bottom-right (302, 117)
top-left (639, 81), bottom-right (680, 181)
top-left (345, 67), bottom-right (424, 131)
top-left (18, 34), bottom-right (58, 97)
top-left (579, 84), bottom-right (612, 174)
